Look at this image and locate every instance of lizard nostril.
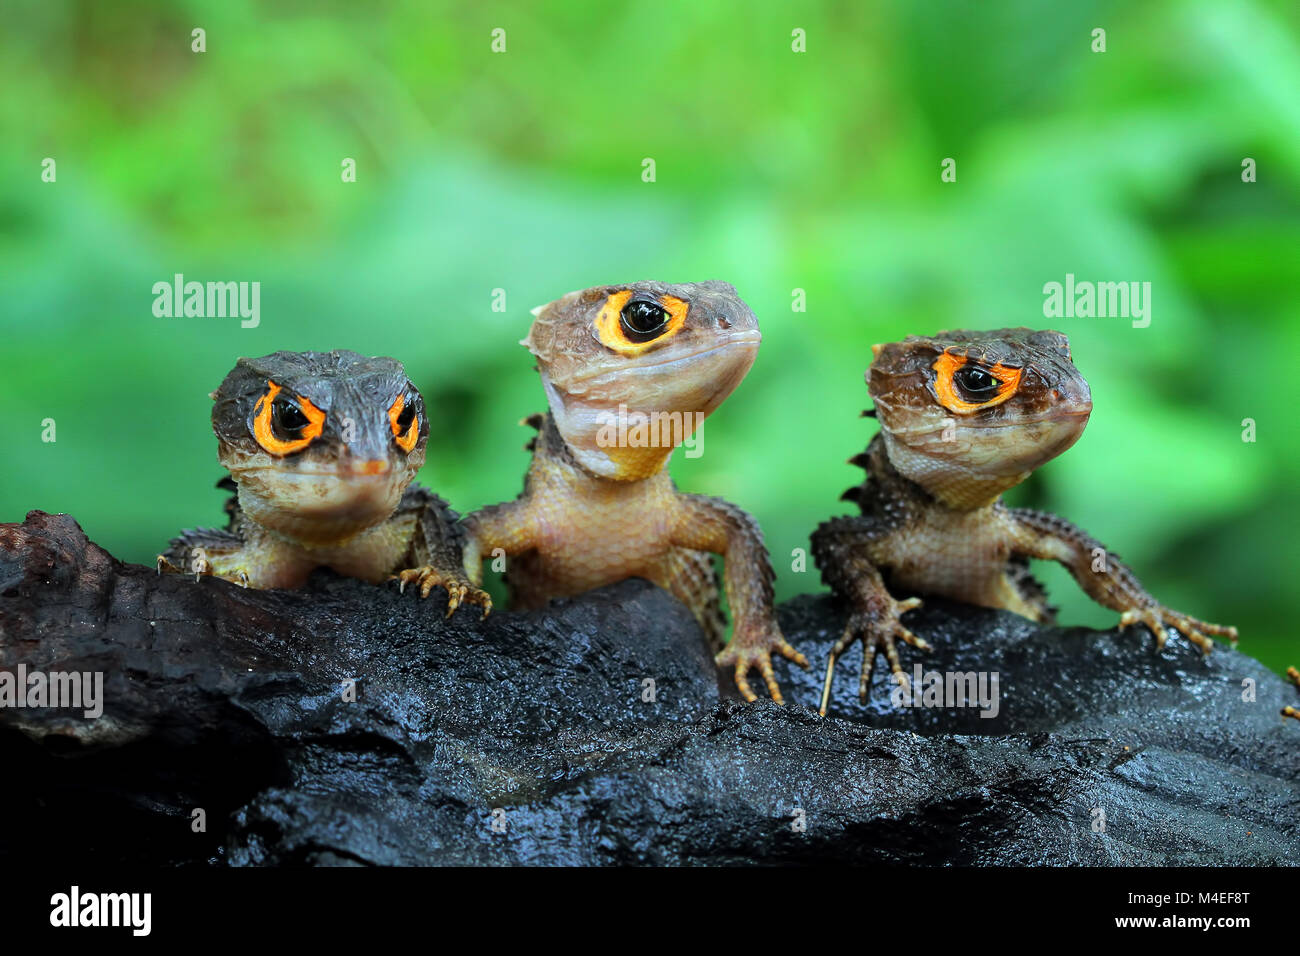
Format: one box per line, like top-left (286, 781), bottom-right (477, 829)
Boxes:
top-left (718, 317), bottom-right (731, 330)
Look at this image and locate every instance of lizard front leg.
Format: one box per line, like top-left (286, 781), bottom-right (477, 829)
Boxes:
top-left (646, 547), bottom-right (728, 654)
top-left (156, 527), bottom-right (263, 589)
top-left (811, 515), bottom-right (929, 715)
top-left (1004, 508), bottom-right (1237, 653)
top-left (459, 499), bottom-right (540, 591)
top-left (670, 494), bottom-right (808, 704)
top-left (394, 491), bottom-right (492, 618)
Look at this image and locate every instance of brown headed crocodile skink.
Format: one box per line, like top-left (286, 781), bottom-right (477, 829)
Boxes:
top-left (459, 281), bottom-right (809, 702)
top-left (812, 327), bottom-right (1237, 714)
top-left (158, 349), bottom-right (490, 616)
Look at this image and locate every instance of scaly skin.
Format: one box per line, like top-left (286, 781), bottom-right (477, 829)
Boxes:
top-left (460, 281), bottom-right (807, 703)
top-left (812, 328), bottom-right (1237, 715)
top-left (158, 349), bottom-right (489, 617)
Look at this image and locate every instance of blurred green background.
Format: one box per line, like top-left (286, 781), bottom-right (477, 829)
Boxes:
top-left (1, 0), bottom-right (1296, 673)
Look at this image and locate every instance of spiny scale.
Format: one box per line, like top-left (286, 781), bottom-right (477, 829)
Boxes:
top-left (521, 412), bottom-right (545, 452)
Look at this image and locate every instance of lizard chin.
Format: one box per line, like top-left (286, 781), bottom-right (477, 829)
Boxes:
top-left (228, 463), bottom-right (416, 546)
top-left (881, 405), bottom-right (1092, 509)
top-left (538, 335), bottom-right (759, 480)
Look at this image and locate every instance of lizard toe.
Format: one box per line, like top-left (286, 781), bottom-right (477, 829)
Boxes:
top-left (730, 660), bottom-right (758, 703)
top-left (857, 640), bottom-right (880, 703)
top-left (775, 637), bottom-right (809, 669)
top-left (418, 572), bottom-right (442, 600)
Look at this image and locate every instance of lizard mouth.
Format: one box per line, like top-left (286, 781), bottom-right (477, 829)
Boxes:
top-left (536, 329), bottom-right (761, 480)
top-left (958, 406), bottom-right (1092, 428)
top-left (223, 453), bottom-right (418, 545)
top-left (542, 329), bottom-right (759, 422)
top-left (235, 463), bottom-right (399, 479)
top-left (237, 474), bottom-right (408, 544)
top-left (561, 328), bottom-right (762, 392)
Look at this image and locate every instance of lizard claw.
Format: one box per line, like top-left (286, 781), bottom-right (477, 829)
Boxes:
top-left (393, 566), bottom-right (493, 619)
top-left (1282, 666), bottom-right (1299, 722)
top-left (156, 552), bottom-right (195, 577)
top-left (158, 546), bottom-right (256, 589)
top-left (1119, 605), bottom-right (1237, 655)
top-left (820, 594), bottom-right (928, 716)
top-left (715, 621), bottom-right (808, 706)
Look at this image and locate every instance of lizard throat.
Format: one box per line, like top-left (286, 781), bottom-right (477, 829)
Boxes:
top-left (231, 467), bottom-right (411, 546)
top-left (881, 432), bottom-right (1032, 509)
top-left (538, 373), bottom-right (710, 481)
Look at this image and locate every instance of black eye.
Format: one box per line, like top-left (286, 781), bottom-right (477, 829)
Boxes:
top-left (620, 299), bottom-right (669, 342)
top-left (396, 400), bottom-right (416, 433)
top-left (953, 365), bottom-right (1001, 401)
top-left (272, 397), bottom-right (309, 437)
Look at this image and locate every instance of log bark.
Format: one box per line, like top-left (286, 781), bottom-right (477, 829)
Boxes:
top-left (0, 510), bottom-right (1294, 865)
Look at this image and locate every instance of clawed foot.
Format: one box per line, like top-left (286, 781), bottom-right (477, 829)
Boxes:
top-left (156, 550), bottom-right (249, 587)
top-left (393, 565), bottom-right (492, 619)
top-left (715, 621), bottom-right (809, 705)
top-left (1283, 666), bottom-right (1299, 722)
top-left (1119, 604), bottom-right (1237, 654)
top-left (820, 594), bottom-right (928, 716)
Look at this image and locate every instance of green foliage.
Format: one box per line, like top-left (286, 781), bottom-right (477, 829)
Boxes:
top-left (2, 0), bottom-right (1296, 673)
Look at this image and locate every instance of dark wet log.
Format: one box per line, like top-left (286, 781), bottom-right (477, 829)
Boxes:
top-left (1, 511), bottom-right (1294, 865)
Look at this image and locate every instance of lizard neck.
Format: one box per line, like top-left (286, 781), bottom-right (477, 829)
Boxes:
top-left (529, 413), bottom-right (673, 493)
top-left (875, 431), bottom-right (1021, 512)
top-left (538, 373), bottom-right (688, 481)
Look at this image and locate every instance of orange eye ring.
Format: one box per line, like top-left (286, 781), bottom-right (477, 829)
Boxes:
top-left (658, 293), bottom-right (689, 328)
top-left (388, 393), bottom-right (420, 453)
top-left (252, 381), bottom-right (326, 455)
top-left (932, 353), bottom-right (1023, 414)
top-left (594, 290), bottom-right (689, 355)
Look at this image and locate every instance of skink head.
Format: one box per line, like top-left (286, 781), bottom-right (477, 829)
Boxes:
top-left (523, 280), bottom-right (761, 479)
top-left (867, 327), bottom-right (1092, 508)
top-left (210, 349), bottom-right (427, 544)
